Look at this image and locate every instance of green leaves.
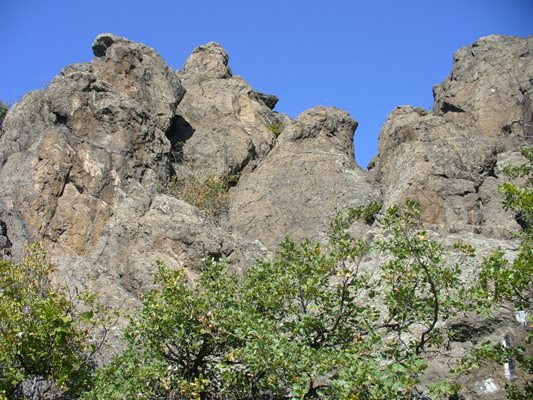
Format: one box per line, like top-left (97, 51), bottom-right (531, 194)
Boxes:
top-left (0, 99), bottom-right (8, 127)
top-left (453, 147), bottom-right (533, 398)
top-left (500, 147), bottom-right (533, 233)
top-left (0, 243), bottom-right (101, 399)
top-left (87, 201), bottom-right (470, 399)
top-left (7, 148), bottom-right (529, 399)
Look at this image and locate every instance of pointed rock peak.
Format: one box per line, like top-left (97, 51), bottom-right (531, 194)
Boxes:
top-left (179, 42), bottom-right (232, 82)
top-left (433, 34), bottom-right (532, 138)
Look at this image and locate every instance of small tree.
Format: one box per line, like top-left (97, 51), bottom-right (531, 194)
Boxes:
top-left (86, 150), bottom-right (532, 399)
top-left (87, 201), bottom-right (468, 399)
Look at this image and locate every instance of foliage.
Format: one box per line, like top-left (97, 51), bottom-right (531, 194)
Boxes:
top-left (337, 201), bottom-right (382, 226)
top-left (268, 123), bottom-right (285, 137)
top-left (166, 172), bottom-right (238, 218)
top-left (84, 146), bottom-right (532, 399)
top-left (87, 200), bottom-right (469, 399)
top-left (3, 145), bottom-right (531, 398)
top-left (0, 100), bottom-right (8, 128)
top-left (500, 147), bottom-right (533, 232)
top-left (454, 147), bottom-right (533, 398)
top-left (0, 243), bottom-right (110, 399)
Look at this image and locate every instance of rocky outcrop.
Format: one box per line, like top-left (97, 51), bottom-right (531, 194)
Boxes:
top-left (174, 42), bottom-right (286, 180)
top-left (0, 33), bottom-right (183, 260)
top-left (0, 32), bottom-right (531, 398)
top-left (372, 35), bottom-right (532, 239)
top-left (433, 35), bottom-right (533, 138)
top-left (368, 34), bottom-right (532, 398)
top-left (228, 106), bottom-right (380, 248)
top-left (0, 34), bottom-right (269, 304)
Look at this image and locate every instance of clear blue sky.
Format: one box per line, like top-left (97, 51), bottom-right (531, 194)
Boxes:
top-left (1, 0), bottom-right (531, 168)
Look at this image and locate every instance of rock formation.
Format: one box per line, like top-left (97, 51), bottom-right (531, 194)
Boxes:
top-left (0, 32), bottom-right (531, 397)
top-left (228, 106), bottom-right (380, 248)
top-left (372, 35), bottom-right (532, 240)
top-left (175, 42), bottom-right (283, 180)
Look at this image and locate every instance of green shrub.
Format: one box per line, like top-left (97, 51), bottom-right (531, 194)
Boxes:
top-left (0, 100), bottom-right (8, 127)
top-left (86, 200), bottom-right (468, 399)
top-left (87, 144), bottom-right (533, 399)
top-left (5, 146), bottom-right (531, 399)
top-left (268, 122), bottom-right (284, 137)
top-left (455, 147), bottom-right (532, 398)
top-left (0, 244), bottom-right (109, 399)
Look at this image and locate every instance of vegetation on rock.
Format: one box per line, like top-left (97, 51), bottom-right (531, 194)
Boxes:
top-left (453, 147), bottom-right (532, 399)
top-left (84, 146), bottom-right (533, 399)
top-left (0, 100), bottom-right (8, 127)
top-left (268, 122), bottom-right (285, 137)
top-left (0, 244), bottom-right (111, 399)
top-left (166, 168), bottom-right (239, 218)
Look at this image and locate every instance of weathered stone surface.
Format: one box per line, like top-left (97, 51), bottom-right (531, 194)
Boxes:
top-left (1, 33), bottom-right (184, 262)
top-left (0, 219), bottom-right (10, 258)
top-left (373, 35), bottom-right (532, 239)
top-left (369, 35), bottom-right (532, 397)
top-left (51, 189), bottom-right (268, 307)
top-left (433, 35), bottom-right (533, 138)
top-left (179, 42), bottom-right (232, 83)
top-left (0, 34), bottom-right (277, 359)
top-left (418, 233), bottom-right (526, 400)
top-left (0, 35), bottom-right (266, 309)
top-left (372, 106), bottom-right (523, 238)
top-left (228, 106), bottom-right (381, 249)
top-left (174, 42), bottom-right (286, 180)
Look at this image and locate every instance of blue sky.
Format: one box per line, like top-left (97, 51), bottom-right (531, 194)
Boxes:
top-left (1, 0), bottom-right (531, 168)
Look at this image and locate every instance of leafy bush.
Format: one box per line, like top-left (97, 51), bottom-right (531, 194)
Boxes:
top-left (454, 147), bottom-right (533, 398)
top-left (3, 147), bottom-right (531, 399)
top-left (0, 244), bottom-right (110, 399)
top-left (268, 123), bottom-right (284, 137)
top-left (0, 244), bottom-right (116, 399)
top-left (86, 147), bottom-right (533, 399)
top-left (0, 100), bottom-right (8, 128)
top-left (86, 200), bottom-right (469, 399)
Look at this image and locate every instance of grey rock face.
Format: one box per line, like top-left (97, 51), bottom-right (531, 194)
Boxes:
top-left (372, 106), bottom-right (520, 237)
top-left (174, 42), bottom-right (285, 180)
top-left (1, 33), bottom-right (184, 261)
top-left (370, 35), bottom-right (532, 398)
top-left (373, 35), bottom-right (532, 239)
top-left (179, 42), bottom-right (233, 83)
top-left (0, 32), bottom-right (531, 396)
top-left (433, 35), bottom-right (533, 138)
top-left (0, 219), bottom-right (11, 258)
top-left (228, 106), bottom-right (381, 249)
top-left (0, 35), bottom-right (266, 314)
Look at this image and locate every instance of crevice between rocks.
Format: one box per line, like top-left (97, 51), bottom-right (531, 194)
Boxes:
top-left (165, 114), bottom-right (195, 166)
top-left (441, 101), bottom-right (465, 114)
